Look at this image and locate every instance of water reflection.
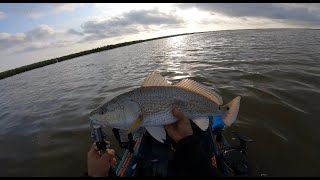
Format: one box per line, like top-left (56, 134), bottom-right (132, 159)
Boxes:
top-left (166, 35), bottom-right (185, 49)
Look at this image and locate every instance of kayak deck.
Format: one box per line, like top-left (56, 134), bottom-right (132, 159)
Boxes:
top-left (115, 117), bottom-right (217, 176)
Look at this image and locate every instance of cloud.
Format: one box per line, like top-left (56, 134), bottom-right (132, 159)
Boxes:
top-left (49, 3), bottom-right (83, 13)
top-left (16, 40), bottom-right (75, 53)
top-left (81, 25), bottom-right (139, 41)
top-left (1, 4), bottom-right (47, 19)
top-left (79, 8), bottom-right (184, 41)
top-left (0, 11), bottom-right (5, 19)
top-left (67, 28), bottom-right (84, 36)
top-left (2, 3), bottom-right (83, 19)
top-left (1, 6), bottom-right (185, 54)
top-left (25, 25), bottom-right (56, 41)
top-left (0, 32), bottom-right (26, 49)
top-left (177, 3), bottom-right (320, 25)
top-left (16, 43), bottom-right (51, 53)
top-left (121, 9), bottom-right (183, 25)
top-left (0, 25), bottom-right (68, 52)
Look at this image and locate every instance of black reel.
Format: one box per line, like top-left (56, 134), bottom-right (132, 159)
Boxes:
top-left (90, 126), bottom-right (116, 177)
top-left (232, 131), bottom-right (253, 153)
top-left (223, 131), bottom-right (253, 175)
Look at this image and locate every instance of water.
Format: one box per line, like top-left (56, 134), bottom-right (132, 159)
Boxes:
top-left (0, 29), bottom-right (319, 176)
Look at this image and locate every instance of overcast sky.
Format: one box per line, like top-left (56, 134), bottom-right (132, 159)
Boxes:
top-left (0, 3), bottom-right (319, 71)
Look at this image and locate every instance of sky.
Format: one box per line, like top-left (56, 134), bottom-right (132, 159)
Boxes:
top-left (0, 3), bottom-right (320, 71)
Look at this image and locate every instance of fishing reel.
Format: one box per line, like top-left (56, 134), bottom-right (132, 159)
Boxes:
top-left (89, 121), bottom-right (117, 177)
top-left (231, 131), bottom-right (253, 154)
top-left (212, 115), bottom-right (253, 176)
top-left (222, 131), bottom-right (253, 176)
top-left (90, 121), bottom-right (109, 152)
top-left (90, 125), bottom-right (110, 152)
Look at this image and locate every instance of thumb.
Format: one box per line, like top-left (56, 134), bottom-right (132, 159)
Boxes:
top-left (164, 124), bottom-right (173, 131)
top-left (88, 143), bottom-right (99, 158)
top-left (172, 108), bottom-right (186, 121)
top-left (100, 151), bottom-right (113, 162)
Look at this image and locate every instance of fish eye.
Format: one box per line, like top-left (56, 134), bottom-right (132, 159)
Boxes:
top-left (227, 107), bottom-right (229, 110)
top-left (99, 109), bottom-right (105, 115)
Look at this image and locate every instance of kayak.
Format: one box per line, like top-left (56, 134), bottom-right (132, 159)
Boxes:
top-left (109, 115), bottom-right (253, 176)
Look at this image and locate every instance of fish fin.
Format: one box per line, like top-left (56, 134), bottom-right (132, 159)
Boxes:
top-left (174, 79), bottom-right (223, 105)
top-left (191, 117), bottom-right (210, 131)
top-left (128, 115), bottom-right (143, 134)
top-left (222, 96), bottom-right (241, 126)
top-left (123, 100), bottom-right (141, 121)
top-left (142, 71), bottom-right (171, 87)
top-left (145, 126), bottom-right (166, 143)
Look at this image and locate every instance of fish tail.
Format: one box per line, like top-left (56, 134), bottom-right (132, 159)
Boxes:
top-left (221, 96), bottom-right (241, 126)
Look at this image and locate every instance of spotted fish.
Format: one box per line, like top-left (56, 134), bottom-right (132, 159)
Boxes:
top-left (89, 71), bottom-right (241, 143)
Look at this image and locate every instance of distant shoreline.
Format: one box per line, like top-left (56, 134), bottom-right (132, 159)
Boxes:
top-left (0, 31), bottom-right (200, 80)
top-left (0, 28), bottom-right (317, 80)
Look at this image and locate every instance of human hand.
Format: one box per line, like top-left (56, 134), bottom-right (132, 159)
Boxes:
top-left (164, 107), bottom-right (193, 143)
top-left (87, 142), bottom-right (116, 177)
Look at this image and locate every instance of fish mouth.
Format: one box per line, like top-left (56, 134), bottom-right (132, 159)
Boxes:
top-left (89, 116), bottom-right (110, 127)
top-left (89, 116), bottom-right (95, 121)
top-left (88, 115), bottom-right (98, 125)
top-left (88, 113), bottom-right (102, 124)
